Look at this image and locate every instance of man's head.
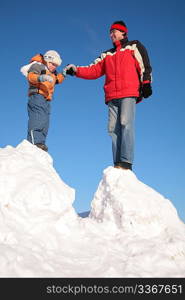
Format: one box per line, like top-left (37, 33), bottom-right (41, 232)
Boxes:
top-left (110, 21), bottom-right (128, 43)
top-left (43, 50), bottom-right (62, 72)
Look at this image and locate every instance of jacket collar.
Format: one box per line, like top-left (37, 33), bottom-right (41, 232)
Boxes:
top-left (113, 37), bottom-right (128, 48)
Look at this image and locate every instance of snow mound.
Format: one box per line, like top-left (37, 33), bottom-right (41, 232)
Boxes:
top-left (0, 140), bottom-right (185, 277)
top-left (89, 167), bottom-right (184, 237)
top-left (0, 140), bottom-right (77, 237)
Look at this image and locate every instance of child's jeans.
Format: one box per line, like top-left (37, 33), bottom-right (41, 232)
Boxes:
top-left (27, 94), bottom-right (51, 145)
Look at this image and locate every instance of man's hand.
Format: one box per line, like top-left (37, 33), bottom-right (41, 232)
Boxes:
top-left (38, 74), bottom-right (53, 83)
top-left (63, 64), bottom-right (77, 76)
top-left (142, 83), bottom-right (152, 98)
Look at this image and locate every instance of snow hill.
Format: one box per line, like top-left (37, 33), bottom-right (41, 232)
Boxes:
top-left (0, 140), bottom-right (185, 277)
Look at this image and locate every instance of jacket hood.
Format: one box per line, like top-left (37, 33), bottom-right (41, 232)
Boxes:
top-left (30, 54), bottom-right (46, 64)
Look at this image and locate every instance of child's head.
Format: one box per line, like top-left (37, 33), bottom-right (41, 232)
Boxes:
top-left (43, 50), bottom-right (62, 72)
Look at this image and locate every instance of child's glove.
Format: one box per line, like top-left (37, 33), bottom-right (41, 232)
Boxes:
top-left (38, 74), bottom-right (53, 83)
top-left (63, 64), bottom-right (77, 76)
top-left (142, 83), bottom-right (152, 98)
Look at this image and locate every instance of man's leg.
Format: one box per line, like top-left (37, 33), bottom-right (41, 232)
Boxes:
top-left (108, 99), bottom-right (120, 164)
top-left (119, 97), bottom-right (136, 167)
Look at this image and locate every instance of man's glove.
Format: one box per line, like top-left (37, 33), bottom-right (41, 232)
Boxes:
top-left (142, 83), bottom-right (152, 98)
top-left (63, 64), bottom-right (77, 76)
top-left (61, 70), bottom-right (67, 77)
top-left (38, 74), bottom-right (53, 83)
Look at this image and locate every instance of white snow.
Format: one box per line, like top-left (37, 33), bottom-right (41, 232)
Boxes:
top-left (0, 140), bottom-right (185, 277)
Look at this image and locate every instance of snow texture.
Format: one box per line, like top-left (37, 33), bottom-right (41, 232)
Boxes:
top-left (0, 140), bottom-right (185, 277)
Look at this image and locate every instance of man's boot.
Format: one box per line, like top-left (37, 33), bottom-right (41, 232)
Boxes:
top-left (35, 143), bottom-right (48, 152)
top-left (114, 162), bottom-right (132, 170)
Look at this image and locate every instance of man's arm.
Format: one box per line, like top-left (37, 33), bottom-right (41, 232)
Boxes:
top-left (135, 41), bottom-right (152, 98)
top-left (76, 55), bottom-right (105, 79)
top-left (64, 53), bottom-right (106, 79)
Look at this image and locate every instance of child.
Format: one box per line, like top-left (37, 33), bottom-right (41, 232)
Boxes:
top-left (21, 50), bottom-right (65, 151)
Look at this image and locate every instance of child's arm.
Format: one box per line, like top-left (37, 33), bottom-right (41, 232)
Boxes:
top-left (27, 63), bottom-right (42, 85)
top-left (56, 73), bottom-right (65, 84)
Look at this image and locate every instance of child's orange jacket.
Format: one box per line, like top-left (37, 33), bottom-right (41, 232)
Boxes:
top-left (26, 54), bottom-right (64, 100)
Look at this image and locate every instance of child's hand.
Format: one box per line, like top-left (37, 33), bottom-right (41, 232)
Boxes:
top-left (38, 74), bottom-right (53, 83)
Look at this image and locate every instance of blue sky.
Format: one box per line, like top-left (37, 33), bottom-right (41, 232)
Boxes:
top-left (1, 0), bottom-right (185, 221)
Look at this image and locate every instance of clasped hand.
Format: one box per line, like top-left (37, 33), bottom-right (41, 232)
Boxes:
top-left (63, 64), bottom-right (77, 76)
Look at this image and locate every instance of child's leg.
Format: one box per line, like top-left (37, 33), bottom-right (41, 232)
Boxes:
top-left (27, 94), bottom-right (51, 145)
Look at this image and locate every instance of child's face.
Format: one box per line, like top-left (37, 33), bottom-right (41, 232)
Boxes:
top-left (47, 62), bottom-right (58, 72)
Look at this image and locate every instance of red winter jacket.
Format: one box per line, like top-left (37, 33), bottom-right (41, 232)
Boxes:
top-left (76, 38), bottom-right (152, 103)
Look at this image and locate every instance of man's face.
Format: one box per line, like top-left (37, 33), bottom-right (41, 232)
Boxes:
top-left (47, 61), bottom-right (58, 72)
top-left (110, 29), bottom-right (124, 43)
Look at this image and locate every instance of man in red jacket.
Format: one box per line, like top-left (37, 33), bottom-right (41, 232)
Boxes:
top-left (64, 21), bottom-right (152, 170)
